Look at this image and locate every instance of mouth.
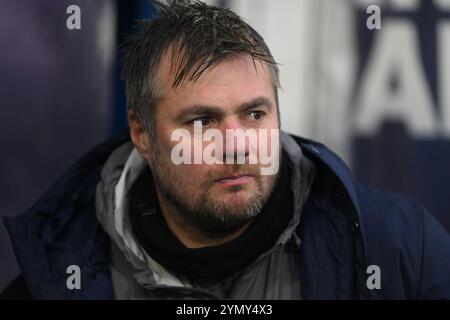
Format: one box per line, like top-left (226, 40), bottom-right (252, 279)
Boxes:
top-left (215, 174), bottom-right (254, 187)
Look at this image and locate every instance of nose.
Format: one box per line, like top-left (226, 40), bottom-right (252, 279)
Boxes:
top-left (221, 118), bottom-right (250, 164)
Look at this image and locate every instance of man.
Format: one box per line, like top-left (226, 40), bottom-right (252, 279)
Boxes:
top-left (2, 0), bottom-right (450, 300)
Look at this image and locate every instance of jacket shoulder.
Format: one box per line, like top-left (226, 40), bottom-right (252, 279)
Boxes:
top-left (356, 185), bottom-right (426, 231)
top-left (355, 185), bottom-right (450, 299)
top-left (3, 131), bottom-right (129, 300)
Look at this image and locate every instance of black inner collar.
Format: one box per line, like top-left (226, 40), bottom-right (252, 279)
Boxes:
top-left (129, 153), bottom-right (293, 281)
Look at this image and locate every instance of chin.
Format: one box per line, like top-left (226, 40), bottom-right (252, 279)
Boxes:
top-left (220, 190), bottom-right (255, 207)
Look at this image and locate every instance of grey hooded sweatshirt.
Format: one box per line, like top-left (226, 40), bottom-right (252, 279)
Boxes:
top-left (95, 132), bottom-right (315, 300)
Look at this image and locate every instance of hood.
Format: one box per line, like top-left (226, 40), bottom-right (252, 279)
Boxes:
top-left (95, 142), bottom-right (192, 289)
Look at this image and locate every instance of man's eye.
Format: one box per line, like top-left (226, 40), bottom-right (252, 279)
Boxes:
top-left (192, 117), bottom-right (215, 127)
top-left (248, 111), bottom-right (265, 121)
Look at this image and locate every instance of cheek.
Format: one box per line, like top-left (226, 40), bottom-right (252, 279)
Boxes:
top-left (256, 119), bottom-right (279, 151)
top-left (268, 111), bottom-right (280, 129)
top-left (172, 164), bottom-right (217, 192)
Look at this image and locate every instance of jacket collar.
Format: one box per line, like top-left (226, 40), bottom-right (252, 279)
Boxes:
top-left (293, 135), bottom-right (362, 229)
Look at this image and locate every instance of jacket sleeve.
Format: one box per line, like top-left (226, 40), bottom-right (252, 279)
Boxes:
top-left (417, 207), bottom-right (450, 299)
top-left (357, 186), bottom-right (450, 299)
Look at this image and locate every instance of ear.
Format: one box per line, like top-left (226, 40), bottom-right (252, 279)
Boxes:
top-left (128, 109), bottom-right (152, 162)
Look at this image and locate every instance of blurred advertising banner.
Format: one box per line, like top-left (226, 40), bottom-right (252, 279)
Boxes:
top-left (314, 0), bottom-right (450, 232)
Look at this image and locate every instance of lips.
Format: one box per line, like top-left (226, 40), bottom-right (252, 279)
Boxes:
top-left (215, 174), bottom-right (254, 187)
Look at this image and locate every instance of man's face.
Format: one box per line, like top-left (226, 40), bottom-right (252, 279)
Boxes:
top-left (147, 54), bottom-right (280, 235)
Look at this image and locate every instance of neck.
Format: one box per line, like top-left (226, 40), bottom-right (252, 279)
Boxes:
top-left (156, 191), bottom-right (251, 248)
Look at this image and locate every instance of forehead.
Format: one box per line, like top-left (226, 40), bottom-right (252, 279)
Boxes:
top-left (155, 50), bottom-right (275, 112)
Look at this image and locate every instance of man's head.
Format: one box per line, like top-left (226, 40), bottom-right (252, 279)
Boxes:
top-left (122, 0), bottom-right (280, 137)
top-left (123, 0), bottom-right (281, 240)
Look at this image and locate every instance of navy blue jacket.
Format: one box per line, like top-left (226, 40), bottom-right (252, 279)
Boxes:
top-left (3, 131), bottom-right (450, 299)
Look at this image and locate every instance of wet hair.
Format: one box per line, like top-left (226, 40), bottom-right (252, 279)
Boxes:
top-left (122, 0), bottom-right (280, 136)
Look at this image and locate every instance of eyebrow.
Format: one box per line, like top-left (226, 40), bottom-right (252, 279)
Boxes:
top-left (174, 96), bottom-right (273, 123)
top-left (236, 96), bottom-right (273, 114)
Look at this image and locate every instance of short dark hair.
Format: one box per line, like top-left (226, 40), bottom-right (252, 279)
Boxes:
top-left (122, 0), bottom-right (280, 136)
